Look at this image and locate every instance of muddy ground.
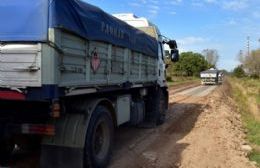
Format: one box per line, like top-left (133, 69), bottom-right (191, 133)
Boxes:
top-left (109, 83), bottom-right (257, 168)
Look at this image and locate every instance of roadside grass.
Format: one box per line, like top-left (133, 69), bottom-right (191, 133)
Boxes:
top-left (246, 116), bottom-right (260, 146)
top-left (229, 77), bottom-right (260, 166)
top-left (250, 151), bottom-right (260, 165)
top-left (167, 76), bottom-right (200, 86)
top-left (256, 95), bottom-right (260, 104)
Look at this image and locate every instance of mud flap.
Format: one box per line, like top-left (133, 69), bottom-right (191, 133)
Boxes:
top-left (145, 87), bottom-right (167, 126)
top-left (40, 114), bottom-right (88, 168)
top-left (41, 145), bottom-right (84, 168)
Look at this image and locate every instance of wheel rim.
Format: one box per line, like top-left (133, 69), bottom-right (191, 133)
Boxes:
top-left (92, 118), bottom-right (110, 160)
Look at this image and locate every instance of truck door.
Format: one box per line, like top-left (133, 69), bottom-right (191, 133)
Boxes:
top-left (157, 42), bottom-right (166, 87)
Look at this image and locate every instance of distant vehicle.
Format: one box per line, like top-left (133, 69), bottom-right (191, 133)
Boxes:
top-left (200, 68), bottom-right (223, 85)
top-left (0, 1), bottom-right (179, 168)
top-left (218, 71), bottom-right (224, 84)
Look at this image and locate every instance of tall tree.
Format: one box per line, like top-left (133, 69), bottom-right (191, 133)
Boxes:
top-left (233, 65), bottom-right (246, 78)
top-left (202, 49), bottom-right (219, 68)
top-left (167, 52), bottom-right (210, 77)
top-left (238, 49), bottom-right (260, 78)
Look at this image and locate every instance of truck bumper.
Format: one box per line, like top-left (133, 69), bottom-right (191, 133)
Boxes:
top-left (0, 99), bottom-right (54, 138)
top-left (0, 99), bottom-right (50, 120)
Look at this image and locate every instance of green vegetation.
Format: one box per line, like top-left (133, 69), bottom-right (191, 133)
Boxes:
top-left (250, 151), bottom-right (260, 165)
top-left (229, 32), bottom-right (260, 166)
top-left (167, 51), bottom-right (211, 79)
top-left (256, 95), bottom-right (260, 104)
top-left (166, 51), bottom-right (219, 85)
top-left (230, 77), bottom-right (260, 165)
top-left (233, 65), bottom-right (246, 78)
top-left (237, 49), bottom-right (260, 78)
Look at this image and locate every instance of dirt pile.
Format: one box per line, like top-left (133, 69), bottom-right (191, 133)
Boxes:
top-left (177, 83), bottom-right (256, 168)
top-left (109, 83), bottom-right (257, 168)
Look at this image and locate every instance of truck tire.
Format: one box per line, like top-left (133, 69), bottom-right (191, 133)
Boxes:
top-left (84, 106), bottom-right (114, 168)
top-left (156, 89), bottom-right (167, 125)
top-left (0, 140), bottom-right (13, 166)
top-left (146, 88), bottom-right (167, 126)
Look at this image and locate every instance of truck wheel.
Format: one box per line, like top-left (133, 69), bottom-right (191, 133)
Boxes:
top-left (84, 106), bottom-right (114, 168)
top-left (146, 88), bottom-right (167, 126)
top-left (156, 89), bottom-right (167, 125)
top-left (0, 140), bottom-right (13, 166)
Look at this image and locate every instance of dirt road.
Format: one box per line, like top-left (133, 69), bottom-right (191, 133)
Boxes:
top-left (109, 84), bottom-right (256, 168)
top-left (7, 83), bottom-right (256, 168)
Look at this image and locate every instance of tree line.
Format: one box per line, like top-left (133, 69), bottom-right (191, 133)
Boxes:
top-left (233, 49), bottom-right (260, 78)
top-left (166, 49), bottom-right (219, 80)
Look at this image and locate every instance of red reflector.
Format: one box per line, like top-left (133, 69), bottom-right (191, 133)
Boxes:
top-left (22, 124), bottom-right (55, 136)
top-left (0, 91), bottom-right (25, 100)
top-left (51, 103), bottom-right (61, 118)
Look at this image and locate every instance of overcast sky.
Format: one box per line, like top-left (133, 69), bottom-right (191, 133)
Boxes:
top-left (86, 0), bottom-right (260, 71)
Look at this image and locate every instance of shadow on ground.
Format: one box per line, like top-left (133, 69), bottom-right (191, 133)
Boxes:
top-left (6, 102), bottom-right (204, 168)
top-left (109, 102), bottom-right (204, 168)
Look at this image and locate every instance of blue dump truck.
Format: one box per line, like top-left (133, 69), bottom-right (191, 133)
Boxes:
top-left (0, 0), bottom-right (179, 167)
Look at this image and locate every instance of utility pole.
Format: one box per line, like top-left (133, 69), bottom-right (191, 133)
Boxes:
top-left (247, 36), bottom-right (250, 57)
top-left (239, 50), bottom-right (243, 57)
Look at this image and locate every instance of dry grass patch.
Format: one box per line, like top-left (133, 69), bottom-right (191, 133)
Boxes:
top-left (229, 77), bottom-right (260, 166)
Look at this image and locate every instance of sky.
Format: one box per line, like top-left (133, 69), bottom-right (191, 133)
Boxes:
top-left (85, 0), bottom-right (260, 71)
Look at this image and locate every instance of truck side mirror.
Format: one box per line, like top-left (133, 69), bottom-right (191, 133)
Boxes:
top-left (171, 49), bottom-right (179, 62)
top-left (168, 40), bottom-right (178, 49)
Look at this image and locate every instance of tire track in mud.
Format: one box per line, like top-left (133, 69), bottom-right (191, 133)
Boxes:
top-left (109, 85), bottom-right (215, 168)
